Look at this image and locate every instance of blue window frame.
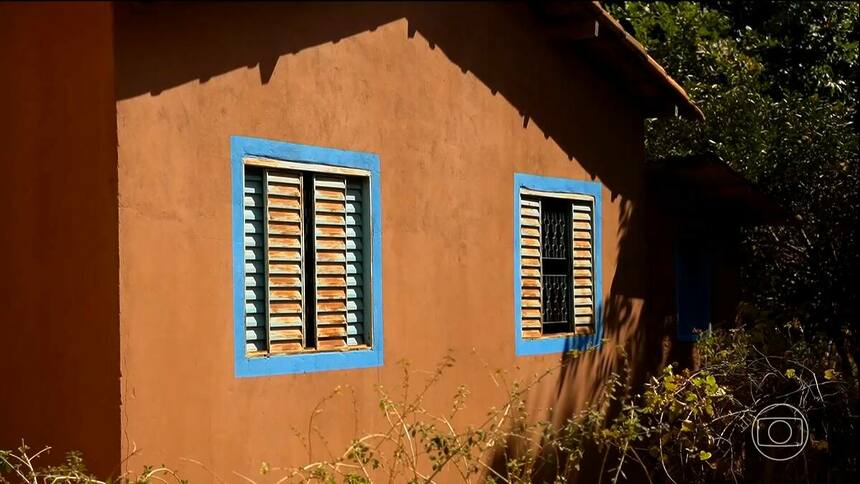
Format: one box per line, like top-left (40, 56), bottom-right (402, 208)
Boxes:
top-left (513, 173), bottom-right (604, 356)
top-left (231, 136), bottom-right (383, 377)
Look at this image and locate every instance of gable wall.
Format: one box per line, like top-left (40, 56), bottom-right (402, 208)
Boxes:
top-left (115, 3), bottom-right (667, 479)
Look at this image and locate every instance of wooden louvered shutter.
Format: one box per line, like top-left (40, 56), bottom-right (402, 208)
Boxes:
top-left (266, 172), bottom-right (305, 352)
top-left (519, 197), bottom-right (543, 338)
top-left (345, 180), bottom-right (366, 346)
top-left (313, 176), bottom-right (348, 349)
top-left (244, 160), bottom-right (372, 357)
top-left (244, 171), bottom-right (268, 354)
top-left (244, 163), bottom-right (371, 356)
top-left (313, 175), bottom-right (371, 350)
top-left (572, 198), bottom-right (595, 333)
top-left (519, 193), bottom-right (596, 338)
top-left (244, 168), bottom-right (305, 357)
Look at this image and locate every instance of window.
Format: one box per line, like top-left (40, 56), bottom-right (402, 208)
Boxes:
top-left (243, 167), bottom-right (368, 354)
top-left (675, 237), bottom-right (712, 342)
top-left (514, 173), bottom-right (603, 356)
top-left (232, 136), bottom-right (382, 377)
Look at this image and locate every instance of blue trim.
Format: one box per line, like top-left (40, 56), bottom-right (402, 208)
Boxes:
top-left (513, 173), bottom-right (604, 356)
top-left (231, 136), bottom-right (383, 377)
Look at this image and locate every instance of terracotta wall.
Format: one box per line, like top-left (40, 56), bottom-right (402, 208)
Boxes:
top-left (0, 2), bottom-right (120, 476)
top-left (114, 3), bottom-right (671, 480)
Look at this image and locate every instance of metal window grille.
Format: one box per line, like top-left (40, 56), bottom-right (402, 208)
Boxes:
top-left (540, 199), bottom-right (573, 333)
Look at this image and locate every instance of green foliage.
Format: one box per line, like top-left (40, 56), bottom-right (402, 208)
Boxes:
top-left (607, 1), bottom-right (859, 352)
top-left (4, 325), bottom-right (854, 482)
top-left (268, 325), bottom-right (853, 483)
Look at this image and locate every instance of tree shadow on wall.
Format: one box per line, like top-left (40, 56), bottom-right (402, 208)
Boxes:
top-left (115, 2), bottom-right (691, 482)
top-left (489, 199), bottom-right (689, 483)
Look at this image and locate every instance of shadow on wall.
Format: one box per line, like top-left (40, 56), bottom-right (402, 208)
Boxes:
top-left (116, 2), bottom-right (688, 481)
top-left (117, 2), bottom-right (640, 193)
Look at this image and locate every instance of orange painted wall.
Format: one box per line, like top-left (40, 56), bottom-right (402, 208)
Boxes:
top-left (0, 2), bottom-right (120, 476)
top-left (114, 3), bottom-right (676, 480)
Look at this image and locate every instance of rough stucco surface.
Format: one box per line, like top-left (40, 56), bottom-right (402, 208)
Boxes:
top-left (115, 3), bottom-right (670, 480)
top-left (0, 2), bottom-right (120, 476)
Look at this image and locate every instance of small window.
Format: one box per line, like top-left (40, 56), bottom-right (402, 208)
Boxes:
top-left (232, 136), bottom-right (382, 377)
top-left (520, 192), bottom-right (595, 336)
top-left (675, 238), bottom-right (712, 342)
top-left (514, 174), bottom-right (602, 356)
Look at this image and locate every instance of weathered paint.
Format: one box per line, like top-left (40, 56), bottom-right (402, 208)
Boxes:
top-left (0, 2), bottom-right (120, 476)
top-left (111, 2), bottom-right (681, 480)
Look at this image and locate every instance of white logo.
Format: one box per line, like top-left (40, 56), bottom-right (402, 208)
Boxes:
top-left (751, 403), bottom-right (809, 461)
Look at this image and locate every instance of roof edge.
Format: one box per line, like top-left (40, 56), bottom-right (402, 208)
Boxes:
top-left (587, 2), bottom-right (704, 121)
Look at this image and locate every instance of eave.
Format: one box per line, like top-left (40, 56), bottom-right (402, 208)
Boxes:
top-left (534, 1), bottom-right (705, 121)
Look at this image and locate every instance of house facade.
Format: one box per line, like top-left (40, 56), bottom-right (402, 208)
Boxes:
top-left (0, 2), bottom-right (745, 481)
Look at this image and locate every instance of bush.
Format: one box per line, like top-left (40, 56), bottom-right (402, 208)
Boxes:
top-left (278, 322), bottom-right (856, 483)
top-left (0, 444), bottom-right (185, 484)
top-left (4, 318), bottom-right (856, 483)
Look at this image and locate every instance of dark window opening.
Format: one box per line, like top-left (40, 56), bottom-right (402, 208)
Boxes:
top-left (302, 176), bottom-right (317, 349)
top-left (540, 198), bottom-right (573, 333)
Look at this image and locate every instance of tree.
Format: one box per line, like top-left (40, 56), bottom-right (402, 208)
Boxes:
top-left (607, 1), bottom-right (859, 374)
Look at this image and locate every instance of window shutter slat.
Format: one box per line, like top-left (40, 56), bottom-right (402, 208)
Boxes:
top-left (572, 200), bottom-right (595, 333)
top-left (244, 172), bottom-right (267, 354)
top-left (314, 176), bottom-right (349, 350)
top-left (520, 197), bottom-right (543, 338)
top-left (267, 171), bottom-right (304, 353)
